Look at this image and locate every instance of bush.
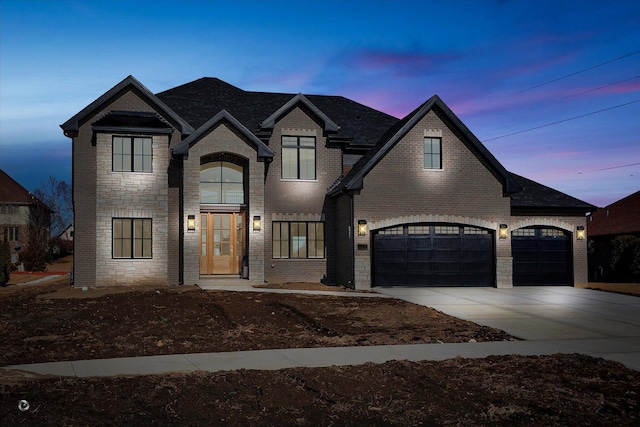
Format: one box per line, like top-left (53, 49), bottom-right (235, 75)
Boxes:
top-left (0, 241), bottom-right (10, 286)
top-left (610, 235), bottom-right (640, 282)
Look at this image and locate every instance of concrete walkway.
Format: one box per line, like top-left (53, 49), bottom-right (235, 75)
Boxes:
top-left (2, 285), bottom-right (640, 381)
top-left (376, 286), bottom-right (640, 371)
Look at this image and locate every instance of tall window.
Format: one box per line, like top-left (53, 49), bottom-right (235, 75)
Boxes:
top-left (424, 137), bottom-right (442, 169)
top-left (282, 136), bottom-right (316, 179)
top-left (2, 227), bottom-right (19, 242)
top-left (200, 162), bottom-right (244, 204)
top-left (113, 218), bottom-right (152, 259)
top-left (273, 221), bottom-right (324, 259)
top-left (113, 136), bottom-right (152, 172)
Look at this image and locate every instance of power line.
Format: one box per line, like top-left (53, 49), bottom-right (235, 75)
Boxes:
top-left (512, 50), bottom-right (640, 95)
top-left (578, 162), bottom-right (640, 174)
top-left (562, 75), bottom-right (640, 99)
top-left (484, 99), bottom-right (640, 142)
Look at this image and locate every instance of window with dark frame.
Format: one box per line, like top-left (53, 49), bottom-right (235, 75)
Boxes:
top-left (113, 136), bottom-right (152, 172)
top-left (424, 137), bottom-right (442, 169)
top-left (112, 218), bottom-right (152, 259)
top-left (272, 221), bottom-right (324, 259)
top-left (281, 136), bottom-right (316, 179)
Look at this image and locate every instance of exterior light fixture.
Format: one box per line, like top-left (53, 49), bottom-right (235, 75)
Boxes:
top-left (576, 226), bottom-right (586, 240)
top-left (187, 215), bottom-right (196, 232)
top-left (358, 220), bottom-right (368, 236)
top-left (499, 224), bottom-right (508, 240)
top-left (253, 216), bottom-right (261, 232)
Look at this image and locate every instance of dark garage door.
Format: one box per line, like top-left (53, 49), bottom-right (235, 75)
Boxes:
top-left (512, 227), bottom-right (572, 285)
top-left (373, 224), bottom-right (494, 287)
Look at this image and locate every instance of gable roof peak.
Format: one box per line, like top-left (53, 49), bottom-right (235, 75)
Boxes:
top-left (259, 92), bottom-right (340, 132)
top-left (61, 74), bottom-right (194, 137)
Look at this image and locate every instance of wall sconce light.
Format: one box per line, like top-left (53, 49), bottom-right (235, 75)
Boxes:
top-left (253, 215), bottom-right (261, 232)
top-left (499, 224), bottom-right (508, 240)
top-left (187, 215), bottom-right (196, 232)
top-left (358, 220), bottom-right (368, 236)
top-left (576, 226), bottom-right (586, 240)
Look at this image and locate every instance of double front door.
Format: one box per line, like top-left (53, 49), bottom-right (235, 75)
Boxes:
top-left (200, 213), bottom-right (244, 275)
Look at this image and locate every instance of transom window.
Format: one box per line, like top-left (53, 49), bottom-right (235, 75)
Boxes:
top-left (113, 218), bottom-right (152, 259)
top-left (273, 221), bottom-right (324, 259)
top-left (282, 136), bottom-right (316, 180)
top-left (424, 137), bottom-right (442, 169)
top-left (113, 136), bottom-right (152, 172)
top-left (200, 162), bottom-right (244, 204)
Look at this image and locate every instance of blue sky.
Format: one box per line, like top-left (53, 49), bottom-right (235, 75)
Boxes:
top-left (0, 0), bottom-right (638, 207)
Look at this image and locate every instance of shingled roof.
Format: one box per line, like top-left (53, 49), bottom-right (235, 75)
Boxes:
top-left (155, 78), bottom-right (398, 148)
top-left (0, 169), bottom-right (51, 212)
top-left (509, 173), bottom-right (596, 215)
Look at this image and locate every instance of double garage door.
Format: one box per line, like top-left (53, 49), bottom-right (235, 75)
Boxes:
top-left (373, 224), bottom-right (494, 287)
top-left (373, 224), bottom-right (572, 287)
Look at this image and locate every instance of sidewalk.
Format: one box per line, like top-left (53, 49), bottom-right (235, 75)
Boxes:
top-left (5, 337), bottom-right (640, 381)
top-left (2, 285), bottom-right (639, 381)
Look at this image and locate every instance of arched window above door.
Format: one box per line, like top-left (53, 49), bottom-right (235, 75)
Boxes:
top-left (200, 161), bottom-right (244, 204)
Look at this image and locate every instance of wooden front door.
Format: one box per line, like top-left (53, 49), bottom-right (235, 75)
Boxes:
top-left (200, 213), bottom-right (244, 275)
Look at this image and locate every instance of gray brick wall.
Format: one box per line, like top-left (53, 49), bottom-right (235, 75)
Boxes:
top-left (351, 110), bottom-right (512, 289)
top-left (263, 105), bottom-right (342, 283)
top-left (182, 122), bottom-right (266, 284)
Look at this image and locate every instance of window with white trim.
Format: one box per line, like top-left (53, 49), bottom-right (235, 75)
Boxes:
top-left (113, 218), bottom-right (152, 258)
top-left (273, 221), bottom-right (324, 259)
top-left (113, 136), bottom-right (152, 172)
top-left (282, 136), bottom-right (316, 179)
top-left (2, 227), bottom-right (19, 242)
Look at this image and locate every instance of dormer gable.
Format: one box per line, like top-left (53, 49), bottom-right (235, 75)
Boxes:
top-left (172, 109), bottom-right (274, 161)
top-left (259, 93), bottom-right (340, 133)
top-left (60, 75), bottom-right (194, 138)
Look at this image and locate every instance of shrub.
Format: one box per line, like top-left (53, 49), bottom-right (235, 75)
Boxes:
top-left (610, 235), bottom-right (640, 282)
top-left (0, 241), bottom-right (10, 286)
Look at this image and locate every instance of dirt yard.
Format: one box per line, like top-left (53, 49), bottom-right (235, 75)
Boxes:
top-left (2, 267), bottom-right (639, 425)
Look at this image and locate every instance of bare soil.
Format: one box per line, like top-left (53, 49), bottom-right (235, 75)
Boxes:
top-left (2, 354), bottom-right (639, 426)
top-left (2, 259), bottom-right (639, 425)
top-left (0, 281), bottom-right (513, 367)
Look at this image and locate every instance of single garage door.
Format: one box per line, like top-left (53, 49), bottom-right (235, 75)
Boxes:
top-left (373, 224), bottom-right (494, 287)
top-left (512, 227), bottom-right (572, 285)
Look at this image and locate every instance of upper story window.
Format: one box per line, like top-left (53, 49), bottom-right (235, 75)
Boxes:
top-left (113, 136), bottom-right (152, 172)
top-left (282, 136), bottom-right (316, 180)
top-left (424, 137), bottom-right (442, 169)
top-left (200, 161), bottom-right (244, 204)
top-left (0, 204), bottom-right (17, 215)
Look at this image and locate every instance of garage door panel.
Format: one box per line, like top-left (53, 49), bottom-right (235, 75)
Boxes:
top-left (512, 227), bottom-right (571, 286)
top-left (374, 225), bottom-right (494, 287)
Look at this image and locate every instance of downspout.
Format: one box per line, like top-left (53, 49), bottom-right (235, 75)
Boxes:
top-left (349, 192), bottom-right (355, 287)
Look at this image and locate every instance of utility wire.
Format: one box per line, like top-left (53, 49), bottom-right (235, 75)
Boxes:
top-left (562, 75), bottom-right (640, 99)
top-left (484, 99), bottom-right (640, 142)
top-left (578, 162), bottom-right (640, 174)
top-left (512, 50), bottom-right (640, 95)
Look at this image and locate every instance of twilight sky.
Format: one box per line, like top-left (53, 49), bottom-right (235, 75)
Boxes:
top-left (1, 0), bottom-right (639, 207)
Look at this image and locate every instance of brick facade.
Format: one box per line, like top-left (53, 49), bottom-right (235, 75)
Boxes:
top-left (64, 76), bottom-right (593, 289)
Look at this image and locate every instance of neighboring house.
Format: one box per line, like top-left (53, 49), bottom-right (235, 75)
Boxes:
top-left (587, 190), bottom-right (640, 281)
top-left (0, 169), bottom-right (51, 264)
top-left (53, 224), bottom-right (74, 255)
top-left (61, 76), bottom-right (595, 288)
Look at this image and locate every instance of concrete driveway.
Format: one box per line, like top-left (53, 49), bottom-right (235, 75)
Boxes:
top-left (376, 286), bottom-right (640, 370)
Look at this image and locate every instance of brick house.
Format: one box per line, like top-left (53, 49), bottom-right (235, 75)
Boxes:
top-left (587, 190), bottom-right (640, 281)
top-left (0, 169), bottom-right (51, 264)
top-left (61, 76), bottom-right (595, 288)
